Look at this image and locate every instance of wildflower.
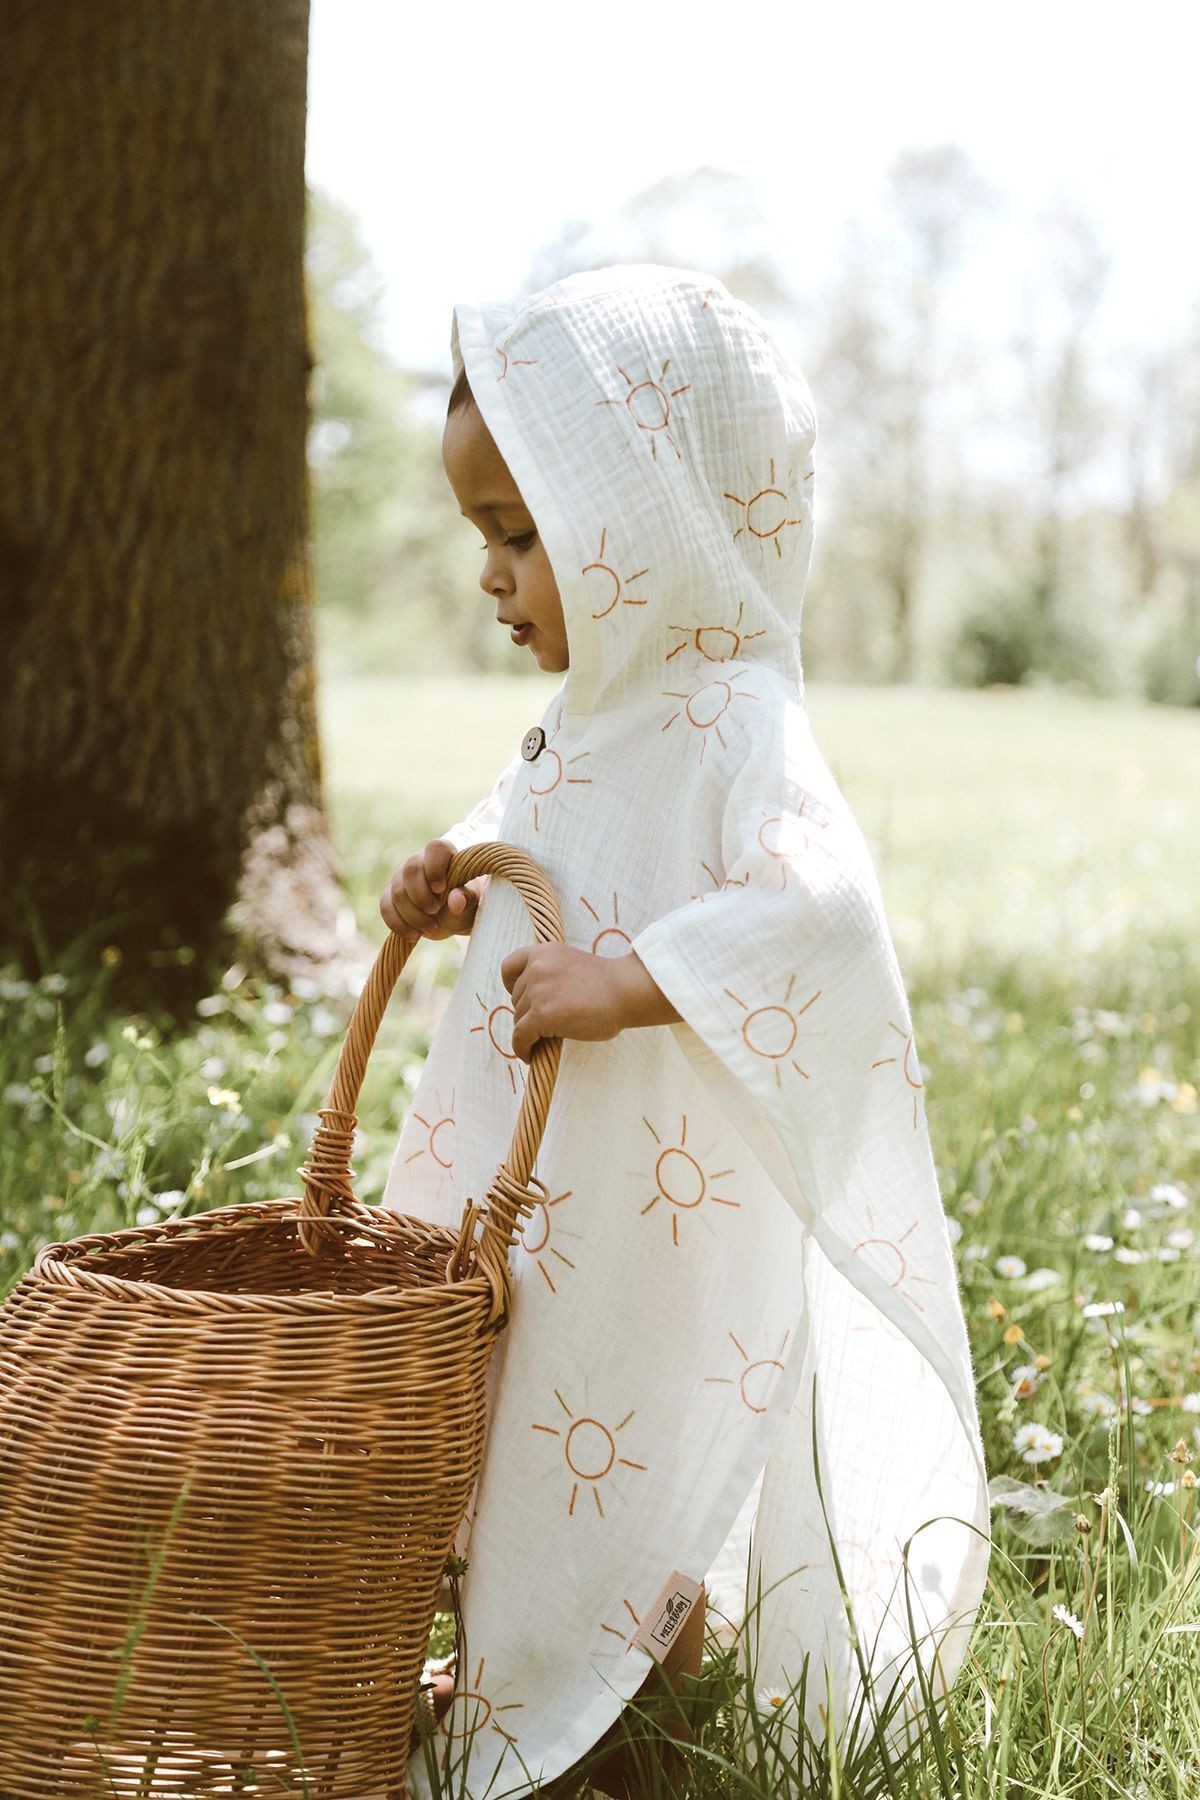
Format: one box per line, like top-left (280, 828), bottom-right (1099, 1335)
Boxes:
top-left (961, 1243), bottom-right (988, 1261)
top-left (206, 1086), bottom-right (242, 1114)
top-left (1123, 1207), bottom-right (1144, 1230)
top-left (1183, 1469), bottom-right (1197, 1490)
top-left (195, 995), bottom-right (228, 1018)
top-left (1181, 1395), bottom-right (1200, 1413)
top-left (1167, 1228), bottom-right (1194, 1249)
top-left (986, 1297), bottom-right (1007, 1319)
top-left (1157, 1247), bottom-right (1182, 1263)
top-left (1081, 1300), bottom-right (1125, 1318)
top-left (1131, 1397), bottom-right (1154, 1416)
top-left (1011, 1364), bottom-right (1041, 1399)
top-left (1134, 1068), bottom-right (1178, 1106)
top-left (1051, 1603), bottom-right (1084, 1641)
top-left (263, 1001), bottom-right (293, 1026)
top-left (1080, 1393), bottom-right (1118, 1419)
top-left (1003, 1323), bottom-right (1025, 1345)
top-left (83, 1040), bottom-right (110, 1069)
top-left (1149, 1183), bottom-right (1189, 1211)
top-left (1082, 1234), bottom-right (1114, 1253)
top-left (1074, 1513), bottom-right (1092, 1534)
top-left (310, 1005), bottom-right (339, 1038)
top-left (1169, 1438), bottom-right (1195, 1465)
top-left (754, 1685), bottom-right (795, 1717)
top-left (1013, 1423), bottom-right (1064, 1465)
top-left (200, 1056), bottom-right (228, 1081)
top-left (1024, 1267), bottom-right (1062, 1291)
top-left (996, 1255), bottom-right (1027, 1279)
top-left (1113, 1247), bottom-right (1147, 1265)
top-left (1146, 1478), bottom-right (1177, 1497)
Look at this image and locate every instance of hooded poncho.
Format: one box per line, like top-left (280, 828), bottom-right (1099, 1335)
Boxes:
top-left (383, 264), bottom-right (991, 1796)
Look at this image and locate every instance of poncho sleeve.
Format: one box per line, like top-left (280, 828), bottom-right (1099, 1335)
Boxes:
top-left (626, 688), bottom-right (982, 1435)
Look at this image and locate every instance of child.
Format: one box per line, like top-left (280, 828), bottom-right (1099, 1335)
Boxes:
top-left (379, 265), bottom-right (990, 1799)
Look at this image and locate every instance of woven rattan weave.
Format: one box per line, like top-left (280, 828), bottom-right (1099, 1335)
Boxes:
top-left (0, 842), bottom-right (563, 1798)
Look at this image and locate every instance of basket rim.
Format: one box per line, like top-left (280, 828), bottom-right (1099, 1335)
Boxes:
top-left (25, 1196), bottom-right (497, 1314)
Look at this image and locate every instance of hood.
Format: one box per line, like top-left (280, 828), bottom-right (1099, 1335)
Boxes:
top-left (449, 263), bottom-right (818, 721)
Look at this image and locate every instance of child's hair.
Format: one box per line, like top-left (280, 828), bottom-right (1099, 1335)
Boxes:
top-left (448, 366), bottom-right (474, 415)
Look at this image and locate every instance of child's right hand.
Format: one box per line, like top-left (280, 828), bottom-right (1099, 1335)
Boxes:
top-left (379, 838), bottom-right (487, 947)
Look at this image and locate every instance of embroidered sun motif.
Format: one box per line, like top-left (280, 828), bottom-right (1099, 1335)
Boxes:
top-left (401, 1088), bottom-right (456, 1199)
top-left (724, 458), bottom-right (811, 556)
top-left (531, 1391), bottom-right (648, 1518)
top-left (850, 1204), bottom-right (938, 1313)
top-left (495, 346), bottom-right (538, 380)
top-left (439, 1656), bottom-right (525, 1747)
top-left (582, 528), bottom-right (651, 619)
top-left (723, 974), bottom-right (821, 1086)
top-left (469, 992), bottom-right (524, 1095)
top-left (691, 860), bottom-right (750, 904)
top-left (665, 598), bottom-right (766, 664)
top-left (518, 724), bottom-right (592, 832)
top-left (870, 1020), bottom-right (925, 1128)
top-left (580, 892), bottom-right (632, 956)
top-left (704, 1327), bottom-right (791, 1414)
top-left (597, 1596), bottom-right (645, 1658)
top-left (597, 358), bottom-right (691, 461)
top-left (661, 671), bottom-right (760, 765)
top-left (628, 1113), bottom-right (740, 1248)
top-left (518, 1184), bottom-right (577, 1294)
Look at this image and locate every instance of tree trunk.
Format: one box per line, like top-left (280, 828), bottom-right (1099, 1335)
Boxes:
top-left (0, 0), bottom-right (360, 1015)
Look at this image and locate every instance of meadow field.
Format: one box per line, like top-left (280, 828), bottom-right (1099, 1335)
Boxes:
top-left (2, 675), bottom-right (1198, 1796)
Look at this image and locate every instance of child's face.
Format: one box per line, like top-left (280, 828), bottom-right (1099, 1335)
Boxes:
top-left (442, 401), bottom-right (569, 673)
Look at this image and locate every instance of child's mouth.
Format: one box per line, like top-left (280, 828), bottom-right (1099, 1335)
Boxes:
top-left (511, 623), bottom-right (533, 645)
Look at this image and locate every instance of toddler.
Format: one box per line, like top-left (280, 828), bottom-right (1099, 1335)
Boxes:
top-left (378, 265), bottom-right (990, 1799)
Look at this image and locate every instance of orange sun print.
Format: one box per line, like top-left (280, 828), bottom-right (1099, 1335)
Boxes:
top-left (439, 1655), bottom-right (525, 1748)
top-left (518, 1183), bottom-right (577, 1294)
top-left (705, 1327), bottom-right (792, 1414)
top-left (723, 974), bottom-right (822, 1086)
top-left (598, 358), bottom-right (691, 461)
top-left (661, 669), bottom-right (760, 765)
top-left (495, 346), bottom-right (538, 380)
top-left (851, 1203), bottom-right (938, 1313)
top-left (469, 991), bottom-right (525, 1095)
top-left (582, 528), bottom-right (651, 618)
top-left (518, 725), bottom-right (592, 833)
top-left (580, 892), bottom-right (633, 956)
top-left (665, 598), bottom-right (766, 664)
top-left (628, 1113), bottom-right (740, 1248)
top-left (870, 1020), bottom-right (925, 1128)
top-left (402, 1087), bottom-right (456, 1189)
top-left (724, 458), bottom-right (812, 556)
top-left (531, 1390), bottom-right (648, 1518)
top-left (691, 860), bottom-right (750, 904)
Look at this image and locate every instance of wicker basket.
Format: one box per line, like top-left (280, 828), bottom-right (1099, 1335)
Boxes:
top-left (0, 841), bottom-right (563, 1799)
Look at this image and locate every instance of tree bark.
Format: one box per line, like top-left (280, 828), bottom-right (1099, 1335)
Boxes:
top-left (0, 0), bottom-right (360, 1015)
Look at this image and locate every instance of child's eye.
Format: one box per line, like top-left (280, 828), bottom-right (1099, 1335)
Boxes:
top-left (477, 531), bottom-right (536, 553)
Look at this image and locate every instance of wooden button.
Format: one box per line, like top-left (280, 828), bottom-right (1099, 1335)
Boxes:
top-left (521, 726), bottom-right (546, 761)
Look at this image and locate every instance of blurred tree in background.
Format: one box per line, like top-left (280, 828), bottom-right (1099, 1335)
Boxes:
top-left (0, 0), bottom-right (363, 1013)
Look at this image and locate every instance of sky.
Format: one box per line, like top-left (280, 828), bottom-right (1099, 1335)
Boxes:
top-left (306, 0), bottom-right (1200, 389)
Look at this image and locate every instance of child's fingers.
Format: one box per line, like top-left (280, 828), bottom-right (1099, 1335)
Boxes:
top-left (380, 871), bottom-right (432, 938)
top-left (423, 837), bottom-right (459, 902)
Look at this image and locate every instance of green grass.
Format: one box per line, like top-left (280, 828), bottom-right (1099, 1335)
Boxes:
top-left (2, 675), bottom-right (1198, 1797)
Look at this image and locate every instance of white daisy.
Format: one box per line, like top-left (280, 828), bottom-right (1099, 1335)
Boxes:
top-left (1051, 1603), bottom-right (1084, 1640)
top-left (1013, 1423), bottom-right (1064, 1464)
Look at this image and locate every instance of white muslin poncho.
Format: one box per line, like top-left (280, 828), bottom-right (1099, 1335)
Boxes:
top-left (383, 263), bottom-right (991, 1796)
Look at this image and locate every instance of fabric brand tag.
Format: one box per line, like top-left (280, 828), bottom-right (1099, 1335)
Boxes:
top-left (628, 1570), bottom-right (704, 1662)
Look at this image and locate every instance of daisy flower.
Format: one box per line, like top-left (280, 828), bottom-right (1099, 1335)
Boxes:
top-left (1052, 1603), bottom-right (1084, 1641)
top-left (1013, 1422), bottom-right (1064, 1464)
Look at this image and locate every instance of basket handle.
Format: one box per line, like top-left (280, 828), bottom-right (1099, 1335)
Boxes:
top-left (296, 842), bottom-right (565, 1270)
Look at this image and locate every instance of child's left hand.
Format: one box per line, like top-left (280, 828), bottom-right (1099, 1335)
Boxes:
top-left (500, 943), bottom-right (630, 1063)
